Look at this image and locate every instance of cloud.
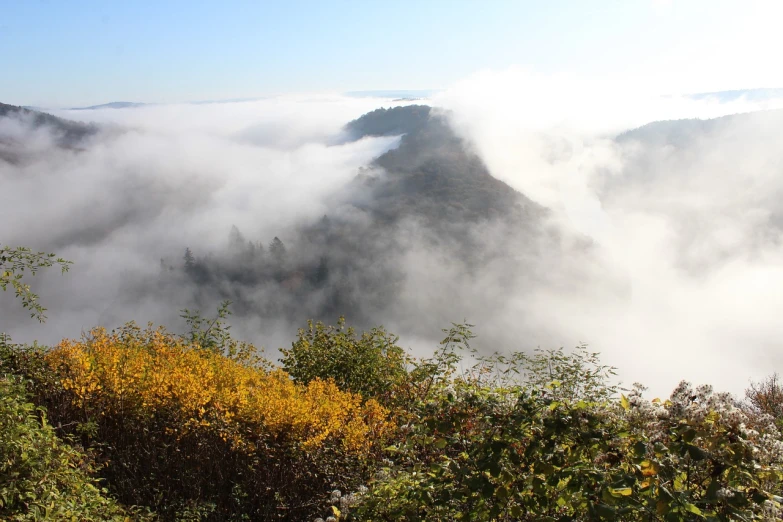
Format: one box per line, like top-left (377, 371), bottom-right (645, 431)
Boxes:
top-left (0, 95), bottom-right (408, 346)
top-left (435, 67), bottom-right (783, 397)
top-left (4, 74), bottom-right (783, 400)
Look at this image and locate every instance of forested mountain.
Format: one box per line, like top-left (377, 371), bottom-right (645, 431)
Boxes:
top-left (0, 102), bottom-right (99, 164)
top-left (173, 104), bottom-right (783, 332)
top-left (174, 106), bottom-right (550, 328)
top-left (0, 102), bottom-right (98, 145)
top-left (5, 101), bottom-right (779, 338)
top-left (353, 106), bottom-right (542, 225)
top-left (616, 108), bottom-right (783, 148)
top-left (343, 105), bottom-right (432, 139)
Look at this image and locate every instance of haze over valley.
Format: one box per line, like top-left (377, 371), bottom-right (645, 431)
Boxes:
top-left (4, 81), bottom-right (783, 397)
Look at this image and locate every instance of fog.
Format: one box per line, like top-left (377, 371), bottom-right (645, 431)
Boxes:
top-left (437, 68), bottom-right (783, 396)
top-left (3, 74), bottom-right (783, 398)
top-left (1, 95), bottom-right (406, 349)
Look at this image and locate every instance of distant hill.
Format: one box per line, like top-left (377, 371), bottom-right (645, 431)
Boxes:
top-left (0, 102), bottom-right (100, 163)
top-left (345, 90), bottom-right (438, 99)
top-left (688, 88), bottom-right (783, 103)
top-left (0, 102), bottom-right (98, 143)
top-left (69, 101), bottom-right (149, 110)
top-left (616, 108), bottom-right (783, 148)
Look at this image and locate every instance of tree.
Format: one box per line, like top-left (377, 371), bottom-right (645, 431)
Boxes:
top-left (228, 225), bottom-right (246, 253)
top-left (0, 245), bottom-right (71, 322)
top-left (745, 372), bottom-right (783, 421)
top-left (269, 237), bottom-right (287, 265)
top-left (314, 255), bottom-right (329, 285)
top-left (183, 247), bottom-right (195, 270)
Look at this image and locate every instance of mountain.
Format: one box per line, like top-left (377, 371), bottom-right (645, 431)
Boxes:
top-left (616, 107), bottom-right (783, 148)
top-left (0, 102), bottom-right (98, 143)
top-left (346, 105), bottom-right (542, 225)
top-left (0, 102), bottom-right (99, 164)
top-left (344, 105), bottom-right (432, 139)
top-left (176, 105), bottom-right (549, 328)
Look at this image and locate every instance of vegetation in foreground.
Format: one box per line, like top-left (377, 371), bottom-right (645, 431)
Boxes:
top-left (2, 247), bottom-right (783, 521)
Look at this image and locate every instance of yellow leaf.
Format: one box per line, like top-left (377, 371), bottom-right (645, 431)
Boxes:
top-left (610, 487), bottom-right (633, 496)
top-left (640, 460), bottom-right (658, 477)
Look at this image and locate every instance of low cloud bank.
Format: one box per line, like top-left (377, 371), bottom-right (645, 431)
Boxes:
top-left (3, 77), bottom-right (783, 397)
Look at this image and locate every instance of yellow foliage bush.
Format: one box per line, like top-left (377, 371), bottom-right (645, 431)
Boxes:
top-left (45, 324), bottom-right (393, 455)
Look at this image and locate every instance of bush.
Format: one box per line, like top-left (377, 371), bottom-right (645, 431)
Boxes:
top-left (281, 317), bottom-right (411, 405)
top-left (0, 375), bottom-right (149, 521)
top-left (353, 332), bottom-right (783, 522)
top-left (6, 316), bottom-right (783, 522)
top-left (9, 324), bottom-right (393, 521)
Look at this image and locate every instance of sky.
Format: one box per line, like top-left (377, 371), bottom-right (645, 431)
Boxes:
top-left (2, 0), bottom-right (783, 107)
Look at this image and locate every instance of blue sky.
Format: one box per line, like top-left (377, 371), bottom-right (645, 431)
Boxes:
top-left (2, 0), bottom-right (781, 107)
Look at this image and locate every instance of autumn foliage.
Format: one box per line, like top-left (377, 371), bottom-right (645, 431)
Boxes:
top-left (3, 323), bottom-right (393, 520)
top-left (47, 325), bottom-right (391, 454)
top-left (4, 318), bottom-right (783, 521)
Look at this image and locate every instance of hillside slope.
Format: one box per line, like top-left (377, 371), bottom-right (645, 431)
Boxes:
top-left (177, 105), bottom-right (551, 328)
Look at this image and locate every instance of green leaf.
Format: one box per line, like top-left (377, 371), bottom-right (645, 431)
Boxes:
top-left (685, 444), bottom-right (708, 461)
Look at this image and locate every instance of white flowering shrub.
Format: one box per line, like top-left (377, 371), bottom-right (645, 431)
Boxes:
top-left (352, 328), bottom-right (783, 522)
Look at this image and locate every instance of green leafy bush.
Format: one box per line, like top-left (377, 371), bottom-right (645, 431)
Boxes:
top-left (352, 328), bottom-right (783, 522)
top-left (5, 313), bottom-right (783, 522)
top-left (281, 317), bottom-right (411, 405)
top-left (0, 375), bottom-right (149, 521)
top-left (3, 321), bottom-right (392, 522)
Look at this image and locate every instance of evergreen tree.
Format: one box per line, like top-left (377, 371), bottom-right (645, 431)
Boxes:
top-left (269, 237), bottom-right (287, 265)
top-left (228, 225), bottom-right (246, 253)
top-left (183, 248), bottom-right (195, 270)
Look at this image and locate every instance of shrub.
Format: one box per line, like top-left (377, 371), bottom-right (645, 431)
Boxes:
top-left (11, 324), bottom-right (393, 521)
top-left (354, 333), bottom-right (783, 522)
top-left (281, 317), bottom-right (411, 405)
top-left (0, 375), bottom-right (150, 521)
